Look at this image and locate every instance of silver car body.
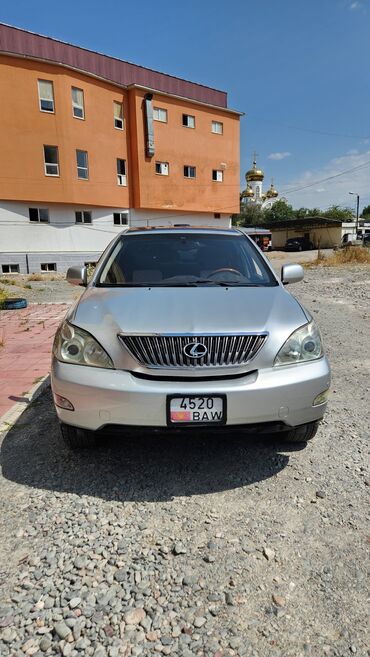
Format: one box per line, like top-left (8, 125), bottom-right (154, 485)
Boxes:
top-left (51, 227), bottom-right (330, 431)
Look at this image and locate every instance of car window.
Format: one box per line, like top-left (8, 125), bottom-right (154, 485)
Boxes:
top-left (98, 233), bottom-right (277, 287)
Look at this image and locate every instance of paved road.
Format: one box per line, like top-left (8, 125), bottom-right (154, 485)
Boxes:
top-left (0, 264), bottom-right (368, 657)
top-left (0, 304), bottom-right (67, 418)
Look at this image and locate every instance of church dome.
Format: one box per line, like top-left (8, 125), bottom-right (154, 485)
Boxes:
top-left (265, 182), bottom-right (279, 198)
top-left (244, 184), bottom-right (254, 198)
top-left (246, 158), bottom-right (264, 182)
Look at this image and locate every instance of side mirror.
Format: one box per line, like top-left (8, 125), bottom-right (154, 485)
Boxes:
top-left (281, 263), bottom-right (304, 285)
top-left (66, 266), bottom-right (87, 287)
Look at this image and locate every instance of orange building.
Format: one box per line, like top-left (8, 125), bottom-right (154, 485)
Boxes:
top-left (0, 24), bottom-right (241, 273)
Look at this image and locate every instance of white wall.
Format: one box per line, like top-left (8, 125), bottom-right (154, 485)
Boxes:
top-left (0, 201), bottom-right (125, 253)
top-left (0, 202), bottom-right (232, 254)
top-left (129, 209), bottom-right (231, 228)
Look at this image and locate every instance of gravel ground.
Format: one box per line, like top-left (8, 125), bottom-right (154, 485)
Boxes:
top-left (0, 264), bottom-right (369, 657)
top-left (0, 275), bottom-right (78, 305)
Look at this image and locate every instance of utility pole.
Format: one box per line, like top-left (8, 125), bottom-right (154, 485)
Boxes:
top-left (349, 192), bottom-right (360, 236)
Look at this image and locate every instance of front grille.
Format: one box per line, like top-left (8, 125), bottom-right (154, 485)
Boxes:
top-left (118, 334), bottom-right (267, 368)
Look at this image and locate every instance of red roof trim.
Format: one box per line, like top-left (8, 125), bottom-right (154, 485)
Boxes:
top-left (0, 23), bottom-right (228, 108)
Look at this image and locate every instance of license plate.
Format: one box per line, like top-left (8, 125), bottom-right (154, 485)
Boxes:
top-left (167, 395), bottom-right (226, 426)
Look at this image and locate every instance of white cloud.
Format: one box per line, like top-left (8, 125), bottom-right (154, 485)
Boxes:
top-left (347, 148), bottom-right (359, 155)
top-left (268, 151), bottom-right (291, 160)
top-left (281, 150), bottom-right (370, 209)
top-left (350, 1), bottom-right (361, 9)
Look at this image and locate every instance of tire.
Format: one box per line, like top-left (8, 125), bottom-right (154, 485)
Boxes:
top-left (280, 421), bottom-right (319, 444)
top-left (1, 297), bottom-right (27, 310)
top-left (60, 423), bottom-right (96, 449)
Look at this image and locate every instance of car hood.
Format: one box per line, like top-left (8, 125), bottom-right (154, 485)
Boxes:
top-left (68, 285), bottom-right (309, 371)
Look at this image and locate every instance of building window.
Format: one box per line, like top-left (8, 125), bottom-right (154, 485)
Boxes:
top-left (212, 169), bottom-right (223, 182)
top-left (72, 87), bottom-right (85, 119)
top-left (38, 80), bottom-right (54, 113)
top-left (43, 145), bottom-right (59, 176)
top-left (211, 120), bottom-right (223, 134)
top-left (184, 165), bottom-right (196, 179)
top-left (75, 211), bottom-right (92, 224)
top-left (2, 264), bottom-right (20, 274)
top-left (41, 263), bottom-right (56, 272)
top-left (182, 114), bottom-right (195, 128)
top-left (214, 213), bottom-right (221, 219)
top-left (117, 159), bottom-right (127, 186)
top-left (153, 107), bottom-right (168, 123)
top-left (113, 212), bottom-right (129, 226)
top-left (29, 208), bottom-right (50, 223)
top-left (114, 101), bottom-right (124, 129)
top-left (76, 150), bottom-right (88, 179)
top-left (155, 161), bottom-right (169, 175)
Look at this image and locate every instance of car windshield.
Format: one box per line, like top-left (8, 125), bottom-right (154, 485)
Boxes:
top-left (98, 232), bottom-right (277, 287)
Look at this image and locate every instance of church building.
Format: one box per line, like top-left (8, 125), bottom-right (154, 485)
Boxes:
top-left (241, 155), bottom-right (281, 210)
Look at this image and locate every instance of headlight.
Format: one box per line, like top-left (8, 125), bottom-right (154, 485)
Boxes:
top-left (274, 321), bottom-right (323, 366)
top-left (53, 321), bottom-right (114, 369)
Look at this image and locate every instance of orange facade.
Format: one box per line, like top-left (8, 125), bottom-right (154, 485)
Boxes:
top-left (0, 54), bottom-right (240, 214)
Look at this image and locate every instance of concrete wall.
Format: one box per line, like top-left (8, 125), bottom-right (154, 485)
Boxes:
top-left (271, 226), bottom-right (342, 249)
top-left (130, 209), bottom-right (231, 228)
top-left (0, 201), bottom-right (231, 272)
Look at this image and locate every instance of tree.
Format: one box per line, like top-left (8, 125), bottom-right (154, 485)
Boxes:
top-left (232, 203), bottom-right (265, 226)
top-left (263, 200), bottom-right (295, 223)
top-left (361, 204), bottom-right (370, 218)
top-left (322, 205), bottom-right (353, 220)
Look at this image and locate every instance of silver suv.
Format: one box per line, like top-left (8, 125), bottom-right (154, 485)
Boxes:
top-left (51, 227), bottom-right (330, 448)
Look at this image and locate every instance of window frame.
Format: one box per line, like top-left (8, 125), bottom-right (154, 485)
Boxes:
top-left (116, 158), bottom-right (127, 186)
top-left (184, 165), bottom-right (196, 179)
top-left (211, 120), bottom-right (224, 135)
top-left (113, 101), bottom-right (124, 130)
top-left (29, 207), bottom-right (50, 223)
top-left (2, 264), bottom-right (20, 274)
top-left (212, 169), bottom-right (224, 182)
top-left (71, 87), bottom-right (85, 120)
top-left (40, 263), bottom-right (57, 272)
top-left (43, 145), bottom-right (59, 177)
top-left (155, 161), bottom-right (169, 176)
top-left (38, 80), bottom-right (55, 113)
top-left (76, 150), bottom-right (89, 180)
top-left (182, 113), bottom-right (195, 128)
top-left (153, 107), bottom-right (168, 123)
top-left (75, 210), bottom-right (92, 224)
top-left (113, 212), bottom-right (129, 226)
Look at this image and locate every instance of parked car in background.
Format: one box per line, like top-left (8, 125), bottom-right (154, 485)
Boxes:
top-left (341, 233), bottom-right (363, 247)
top-left (52, 226), bottom-right (330, 449)
top-left (285, 236), bottom-right (314, 251)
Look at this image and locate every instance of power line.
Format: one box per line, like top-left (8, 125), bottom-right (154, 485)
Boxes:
top-left (281, 160), bottom-right (370, 195)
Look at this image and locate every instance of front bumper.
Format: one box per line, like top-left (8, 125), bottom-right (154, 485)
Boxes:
top-left (51, 356), bottom-right (331, 432)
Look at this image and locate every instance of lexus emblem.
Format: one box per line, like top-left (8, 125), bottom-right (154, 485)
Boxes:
top-left (183, 342), bottom-right (208, 359)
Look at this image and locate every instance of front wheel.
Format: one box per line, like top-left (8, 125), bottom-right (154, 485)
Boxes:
top-left (60, 423), bottom-right (96, 449)
top-left (280, 421), bottom-right (319, 444)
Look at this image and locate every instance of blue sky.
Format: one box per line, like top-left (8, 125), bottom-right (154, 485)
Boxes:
top-left (1, 0), bottom-right (369, 211)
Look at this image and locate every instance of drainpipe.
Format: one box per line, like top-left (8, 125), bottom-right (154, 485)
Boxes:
top-left (144, 93), bottom-right (155, 158)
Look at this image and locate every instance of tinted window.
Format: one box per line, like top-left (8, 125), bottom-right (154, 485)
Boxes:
top-left (98, 233), bottom-right (277, 287)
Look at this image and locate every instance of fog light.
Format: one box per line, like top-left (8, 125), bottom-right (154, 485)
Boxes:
top-left (313, 389), bottom-right (330, 406)
top-left (54, 393), bottom-right (74, 411)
